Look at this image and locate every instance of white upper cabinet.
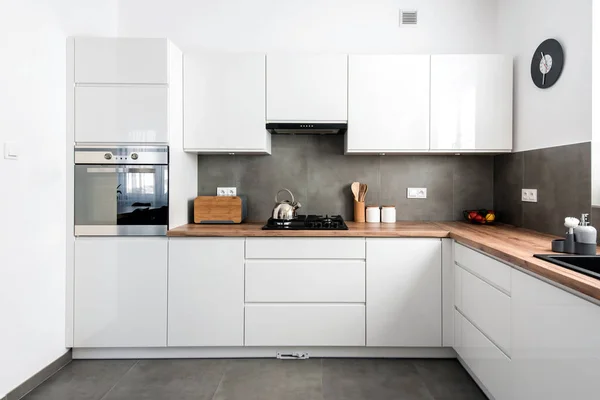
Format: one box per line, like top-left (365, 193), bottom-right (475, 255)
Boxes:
top-left (366, 238), bottom-right (442, 347)
top-left (75, 86), bottom-right (168, 143)
top-left (183, 53), bottom-right (270, 154)
top-left (266, 54), bottom-right (348, 121)
top-left (430, 55), bottom-right (513, 152)
top-left (346, 55), bottom-right (430, 153)
top-left (74, 38), bottom-right (169, 84)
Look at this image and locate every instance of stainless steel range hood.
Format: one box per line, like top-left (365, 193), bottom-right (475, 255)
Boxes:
top-left (266, 122), bottom-right (347, 135)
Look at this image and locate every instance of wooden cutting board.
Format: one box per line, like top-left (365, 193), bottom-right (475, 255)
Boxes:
top-left (194, 196), bottom-right (245, 224)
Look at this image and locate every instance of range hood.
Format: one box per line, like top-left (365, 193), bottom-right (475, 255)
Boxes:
top-left (266, 122), bottom-right (347, 135)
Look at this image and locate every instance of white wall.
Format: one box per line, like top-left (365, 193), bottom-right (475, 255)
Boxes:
top-left (117, 0), bottom-right (498, 53)
top-left (0, 1), bottom-right (117, 397)
top-left (497, 0), bottom-right (592, 152)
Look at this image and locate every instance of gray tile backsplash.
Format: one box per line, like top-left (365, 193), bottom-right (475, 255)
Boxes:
top-left (198, 135), bottom-right (494, 222)
top-left (493, 142), bottom-right (592, 236)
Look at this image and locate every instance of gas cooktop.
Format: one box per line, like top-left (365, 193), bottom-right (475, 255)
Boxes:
top-left (262, 215), bottom-right (348, 230)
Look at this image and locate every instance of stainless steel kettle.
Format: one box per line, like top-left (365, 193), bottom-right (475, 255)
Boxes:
top-left (272, 188), bottom-right (301, 220)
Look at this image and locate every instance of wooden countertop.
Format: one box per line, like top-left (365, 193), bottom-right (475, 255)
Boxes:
top-left (168, 221), bottom-right (600, 302)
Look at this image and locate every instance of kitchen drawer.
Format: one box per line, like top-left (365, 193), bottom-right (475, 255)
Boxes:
top-left (245, 238), bottom-right (365, 259)
top-left (74, 38), bottom-right (168, 84)
top-left (245, 260), bottom-right (365, 303)
top-left (455, 310), bottom-right (512, 400)
top-left (245, 304), bottom-right (365, 346)
top-left (455, 243), bottom-right (511, 293)
top-left (456, 265), bottom-right (511, 355)
top-left (75, 86), bottom-right (168, 143)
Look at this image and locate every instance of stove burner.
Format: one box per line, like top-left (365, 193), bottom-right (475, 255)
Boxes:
top-left (262, 215), bottom-right (348, 230)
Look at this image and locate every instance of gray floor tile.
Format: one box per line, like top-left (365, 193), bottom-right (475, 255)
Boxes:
top-left (413, 359), bottom-right (486, 400)
top-left (21, 360), bottom-right (136, 400)
top-left (322, 359), bottom-right (434, 400)
top-left (213, 359), bottom-right (323, 400)
top-left (102, 359), bottom-right (228, 400)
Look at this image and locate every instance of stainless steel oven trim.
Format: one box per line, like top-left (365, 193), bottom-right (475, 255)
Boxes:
top-left (75, 225), bottom-right (167, 236)
top-left (75, 145), bottom-right (168, 165)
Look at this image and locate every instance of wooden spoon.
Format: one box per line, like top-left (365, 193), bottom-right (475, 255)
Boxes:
top-left (359, 183), bottom-right (368, 202)
top-left (351, 182), bottom-right (360, 201)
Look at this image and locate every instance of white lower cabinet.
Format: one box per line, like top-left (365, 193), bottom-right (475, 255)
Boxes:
top-left (366, 239), bottom-right (442, 347)
top-left (74, 237), bottom-right (168, 347)
top-left (168, 238), bottom-right (245, 346)
top-left (245, 304), bottom-right (365, 346)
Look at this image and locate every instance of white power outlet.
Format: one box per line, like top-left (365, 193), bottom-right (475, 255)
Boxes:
top-left (407, 188), bottom-right (427, 199)
top-left (217, 187), bottom-right (237, 196)
top-left (521, 189), bottom-right (538, 203)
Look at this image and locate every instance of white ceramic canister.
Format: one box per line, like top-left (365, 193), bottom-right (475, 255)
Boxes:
top-left (366, 206), bottom-right (381, 223)
top-left (381, 206), bottom-right (396, 223)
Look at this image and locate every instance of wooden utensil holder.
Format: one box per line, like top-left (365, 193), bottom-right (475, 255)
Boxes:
top-left (354, 200), bottom-right (366, 222)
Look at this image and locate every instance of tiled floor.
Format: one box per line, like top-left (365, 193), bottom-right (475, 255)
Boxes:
top-left (21, 358), bottom-right (486, 400)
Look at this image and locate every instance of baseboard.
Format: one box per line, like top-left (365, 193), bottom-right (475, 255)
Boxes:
top-left (73, 346), bottom-right (456, 359)
top-left (6, 350), bottom-right (72, 400)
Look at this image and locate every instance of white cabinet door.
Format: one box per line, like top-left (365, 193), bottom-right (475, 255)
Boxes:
top-left (267, 54), bottom-right (348, 121)
top-left (430, 55), bottom-right (513, 152)
top-left (511, 269), bottom-right (600, 400)
top-left (74, 38), bottom-right (168, 84)
top-left (366, 239), bottom-right (442, 347)
top-left (184, 53), bottom-right (270, 153)
top-left (75, 86), bottom-right (168, 143)
top-left (168, 238), bottom-right (245, 346)
top-left (74, 238), bottom-right (167, 347)
top-left (347, 55), bottom-right (430, 153)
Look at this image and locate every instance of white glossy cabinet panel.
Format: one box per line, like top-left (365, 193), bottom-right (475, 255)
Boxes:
top-left (431, 55), bottom-right (513, 152)
top-left (75, 86), bottom-right (168, 143)
top-left (183, 53), bottom-right (270, 153)
top-left (267, 54), bottom-right (348, 121)
top-left (454, 243), bottom-right (511, 293)
top-left (511, 269), bottom-right (600, 400)
top-left (246, 238), bottom-right (365, 259)
top-left (74, 238), bottom-right (167, 347)
top-left (455, 266), bottom-right (511, 355)
top-left (245, 260), bottom-right (365, 303)
top-left (245, 304), bottom-right (365, 346)
top-left (168, 238), bottom-right (244, 347)
top-left (366, 239), bottom-right (442, 347)
top-left (455, 310), bottom-right (512, 400)
top-left (74, 38), bottom-right (168, 84)
top-left (347, 55), bottom-right (430, 153)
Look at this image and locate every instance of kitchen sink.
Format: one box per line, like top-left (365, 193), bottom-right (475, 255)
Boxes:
top-left (534, 255), bottom-right (600, 280)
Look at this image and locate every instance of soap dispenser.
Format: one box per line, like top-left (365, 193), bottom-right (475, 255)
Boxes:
top-left (574, 213), bottom-right (597, 244)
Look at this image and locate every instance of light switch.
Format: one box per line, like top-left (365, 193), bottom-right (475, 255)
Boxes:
top-left (4, 142), bottom-right (19, 160)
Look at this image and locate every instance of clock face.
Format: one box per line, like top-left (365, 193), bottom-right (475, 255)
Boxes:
top-left (531, 39), bottom-right (564, 89)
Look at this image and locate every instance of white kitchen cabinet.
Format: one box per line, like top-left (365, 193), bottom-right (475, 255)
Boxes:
top-left (75, 86), bottom-right (168, 143)
top-left (168, 238), bottom-right (244, 347)
top-left (346, 55), bottom-right (430, 153)
top-left (266, 54), bottom-right (348, 121)
top-left (511, 269), bottom-right (600, 400)
top-left (430, 55), bottom-right (513, 152)
top-left (245, 304), bottom-right (365, 346)
top-left (74, 37), bottom-right (168, 84)
top-left (366, 239), bottom-right (442, 347)
top-left (183, 53), bottom-right (270, 154)
top-left (73, 238), bottom-right (167, 347)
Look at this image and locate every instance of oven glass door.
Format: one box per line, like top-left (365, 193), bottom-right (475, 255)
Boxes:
top-left (75, 164), bottom-right (168, 236)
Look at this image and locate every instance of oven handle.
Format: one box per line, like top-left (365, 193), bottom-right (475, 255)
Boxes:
top-left (86, 167), bottom-right (157, 173)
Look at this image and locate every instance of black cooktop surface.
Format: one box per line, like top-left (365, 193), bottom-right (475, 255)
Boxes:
top-left (262, 215), bottom-right (348, 230)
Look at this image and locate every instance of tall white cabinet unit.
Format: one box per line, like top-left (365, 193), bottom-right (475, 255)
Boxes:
top-left (430, 55), bottom-right (513, 152)
top-left (266, 54), bottom-right (348, 122)
top-left (183, 53), bottom-right (271, 154)
top-left (346, 55), bottom-right (431, 153)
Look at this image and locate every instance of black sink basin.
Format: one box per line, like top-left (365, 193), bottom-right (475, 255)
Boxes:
top-left (534, 255), bottom-right (600, 280)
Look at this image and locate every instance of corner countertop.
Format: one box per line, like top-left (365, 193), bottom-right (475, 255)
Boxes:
top-left (168, 221), bottom-right (600, 302)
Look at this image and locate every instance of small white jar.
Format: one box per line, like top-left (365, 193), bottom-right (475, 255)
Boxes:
top-left (366, 206), bottom-right (381, 223)
top-left (381, 206), bottom-right (396, 223)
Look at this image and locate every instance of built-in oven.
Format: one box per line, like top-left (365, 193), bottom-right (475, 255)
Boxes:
top-left (74, 145), bottom-right (168, 236)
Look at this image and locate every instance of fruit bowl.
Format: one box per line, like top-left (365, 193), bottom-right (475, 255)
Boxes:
top-left (463, 209), bottom-right (496, 225)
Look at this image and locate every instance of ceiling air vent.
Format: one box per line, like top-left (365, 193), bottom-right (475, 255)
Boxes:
top-left (400, 10), bottom-right (418, 26)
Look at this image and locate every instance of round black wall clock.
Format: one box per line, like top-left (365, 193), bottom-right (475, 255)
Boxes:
top-left (530, 39), bottom-right (564, 89)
